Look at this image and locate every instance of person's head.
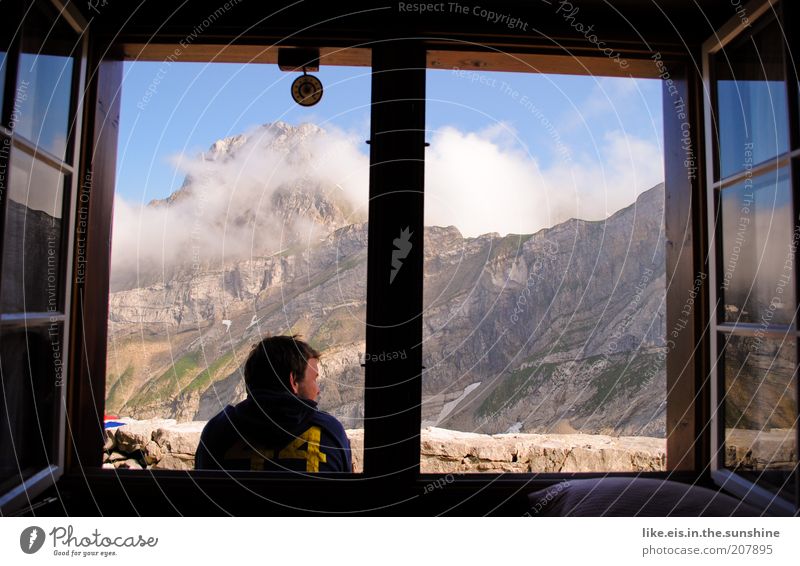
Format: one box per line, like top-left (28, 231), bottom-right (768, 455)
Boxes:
top-left (244, 335), bottom-right (321, 400)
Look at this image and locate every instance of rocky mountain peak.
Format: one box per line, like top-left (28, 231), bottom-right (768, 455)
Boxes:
top-left (149, 121), bottom-right (330, 208)
top-left (205, 121), bottom-right (324, 161)
top-left (115, 122), bottom-right (360, 291)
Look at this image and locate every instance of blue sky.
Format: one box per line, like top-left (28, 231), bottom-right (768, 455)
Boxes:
top-left (117, 62), bottom-right (372, 202)
top-left (117, 61), bottom-right (664, 235)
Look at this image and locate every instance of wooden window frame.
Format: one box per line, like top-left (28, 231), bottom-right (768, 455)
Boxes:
top-left (0, 0), bottom-right (88, 513)
top-left (52, 14), bottom-right (725, 514)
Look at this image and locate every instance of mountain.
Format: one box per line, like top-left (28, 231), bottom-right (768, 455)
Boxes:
top-left (106, 122), bottom-right (668, 437)
top-left (419, 183), bottom-right (666, 436)
top-left (109, 121), bottom-right (363, 292)
top-left (1, 199), bottom-right (62, 312)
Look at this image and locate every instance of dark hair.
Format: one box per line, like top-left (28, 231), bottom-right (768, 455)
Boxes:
top-left (243, 335), bottom-right (320, 393)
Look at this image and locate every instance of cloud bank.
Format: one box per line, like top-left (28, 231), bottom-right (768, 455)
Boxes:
top-left (424, 124), bottom-right (664, 237)
top-left (111, 123), bottom-right (369, 287)
top-left (111, 121), bottom-right (664, 286)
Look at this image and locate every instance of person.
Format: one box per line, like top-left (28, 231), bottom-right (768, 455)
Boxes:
top-left (195, 335), bottom-right (352, 472)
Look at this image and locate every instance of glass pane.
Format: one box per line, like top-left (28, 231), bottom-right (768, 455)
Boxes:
top-left (14, 4), bottom-right (76, 160)
top-left (720, 167), bottom-right (794, 325)
top-left (722, 333), bottom-right (797, 500)
top-left (108, 61), bottom-right (371, 471)
top-left (422, 66), bottom-right (667, 472)
top-left (0, 50), bottom-right (6, 117)
top-left (1, 149), bottom-right (65, 313)
top-left (0, 324), bottom-right (62, 497)
top-left (714, 16), bottom-right (789, 179)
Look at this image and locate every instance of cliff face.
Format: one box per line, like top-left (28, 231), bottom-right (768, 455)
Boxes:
top-left (107, 122), bottom-right (667, 437)
top-left (106, 221), bottom-right (369, 426)
top-left (420, 184), bottom-right (666, 437)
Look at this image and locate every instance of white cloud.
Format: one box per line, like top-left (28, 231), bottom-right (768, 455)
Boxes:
top-left (425, 125), bottom-right (664, 237)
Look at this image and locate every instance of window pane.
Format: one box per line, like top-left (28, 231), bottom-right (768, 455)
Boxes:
top-left (108, 61), bottom-right (370, 471)
top-left (1, 149), bottom-right (65, 313)
top-left (13, 4), bottom-right (76, 160)
top-left (0, 134), bottom-right (8, 198)
top-left (422, 67), bottom-right (667, 472)
top-left (0, 324), bottom-right (62, 496)
top-left (714, 16), bottom-right (789, 179)
top-left (722, 333), bottom-right (797, 500)
top-left (720, 167), bottom-right (794, 325)
top-left (0, 50), bottom-right (6, 117)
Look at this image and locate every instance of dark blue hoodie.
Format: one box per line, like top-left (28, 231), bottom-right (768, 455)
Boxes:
top-left (195, 390), bottom-right (352, 472)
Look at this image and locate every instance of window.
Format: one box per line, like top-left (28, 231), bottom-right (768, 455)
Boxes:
top-left (704, 1), bottom-right (799, 512)
top-left (0, 0), bottom-right (84, 511)
top-left (93, 41), bottom-right (696, 486)
top-left (29, 1), bottom-right (776, 520)
top-left (421, 60), bottom-right (667, 473)
top-left (106, 57), bottom-right (371, 471)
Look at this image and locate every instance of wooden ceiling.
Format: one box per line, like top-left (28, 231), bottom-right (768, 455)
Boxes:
top-left (86, 0), bottom-right (753, 76)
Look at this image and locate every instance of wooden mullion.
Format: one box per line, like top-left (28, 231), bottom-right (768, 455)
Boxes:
top-left (66, 34), bottom-right (121, 473)
top-left (362, 42), bottom-right (426, 486)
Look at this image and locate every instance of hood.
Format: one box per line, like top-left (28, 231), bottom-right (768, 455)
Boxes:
top-left (231, 390), bottom-right (317, 449)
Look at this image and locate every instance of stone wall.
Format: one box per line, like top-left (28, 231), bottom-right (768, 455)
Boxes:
top-left (419, 428), bottom-right (666, 473)
top-left (104, 419), bottom-right (669, 472)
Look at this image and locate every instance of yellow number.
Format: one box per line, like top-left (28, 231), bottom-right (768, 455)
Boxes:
top-left (224, 441), bottom-right (274, 470)
top-left (278, 426), bottom-right (328, 472)
top-left (223, 427), bottom-right (328, 471)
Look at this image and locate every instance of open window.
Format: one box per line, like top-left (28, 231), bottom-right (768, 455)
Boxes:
top-left (703, 0), bottom-right (799, 513)
top-left (0, 0), bottom-right (86, 512)
top-left (421, 52), bottom-right (669, 473)
top-left (63, 41), bottom-right (699, 494)
top-left (5, 0), bottom-right (796, 517)
top-left (105, 51), bottom-right (372, 472)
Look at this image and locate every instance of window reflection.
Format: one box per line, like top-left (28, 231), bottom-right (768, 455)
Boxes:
top-left (14, 4), bottom-right (76, 160)
top-left (722, 333), bottom-right (797, 499)
top-left (0, 51), bottom-right (6, 117)
top-left (720, 167), bottom-right (794, 325)
top-left (714, 16), bottom-right (789, 179)
top-left (0, 149), bottom-right (65, 313)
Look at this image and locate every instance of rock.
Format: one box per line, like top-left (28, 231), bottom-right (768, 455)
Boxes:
top-left (421, 427), bottom-right (476, 460)
top-left (103, 428), bottom-right (116, 451)
top-left (562, 447), bottom-right (626, 472)
top-left (143, 440), bottom-right (164, 466)
top-left (153, 422), bottom-right (205, 455)
top-left (421, 456), bottom-right (461, 474)
top-left (472, 435), bottom-right (515, 461)
top-left (102, 463), bottom-right (116, 470)
top-left (116, 459), bottom-right (143, 470)
top-left (725, 428), bottom-right (796, 469)
top-left (475, 461), bottom-right (528, 473)
top-left (152, 453), bottom-right (195, 471)
top-left (419, 428), bottom-right (665, 473)
top-left (345, 429), bottom-right (363, 473)
top-left (107, 451), bottom-right (127, 463)
top-left (526, 444), bottom-right (571, 472)
top-left (115, 419), bottom-right (177, 452)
